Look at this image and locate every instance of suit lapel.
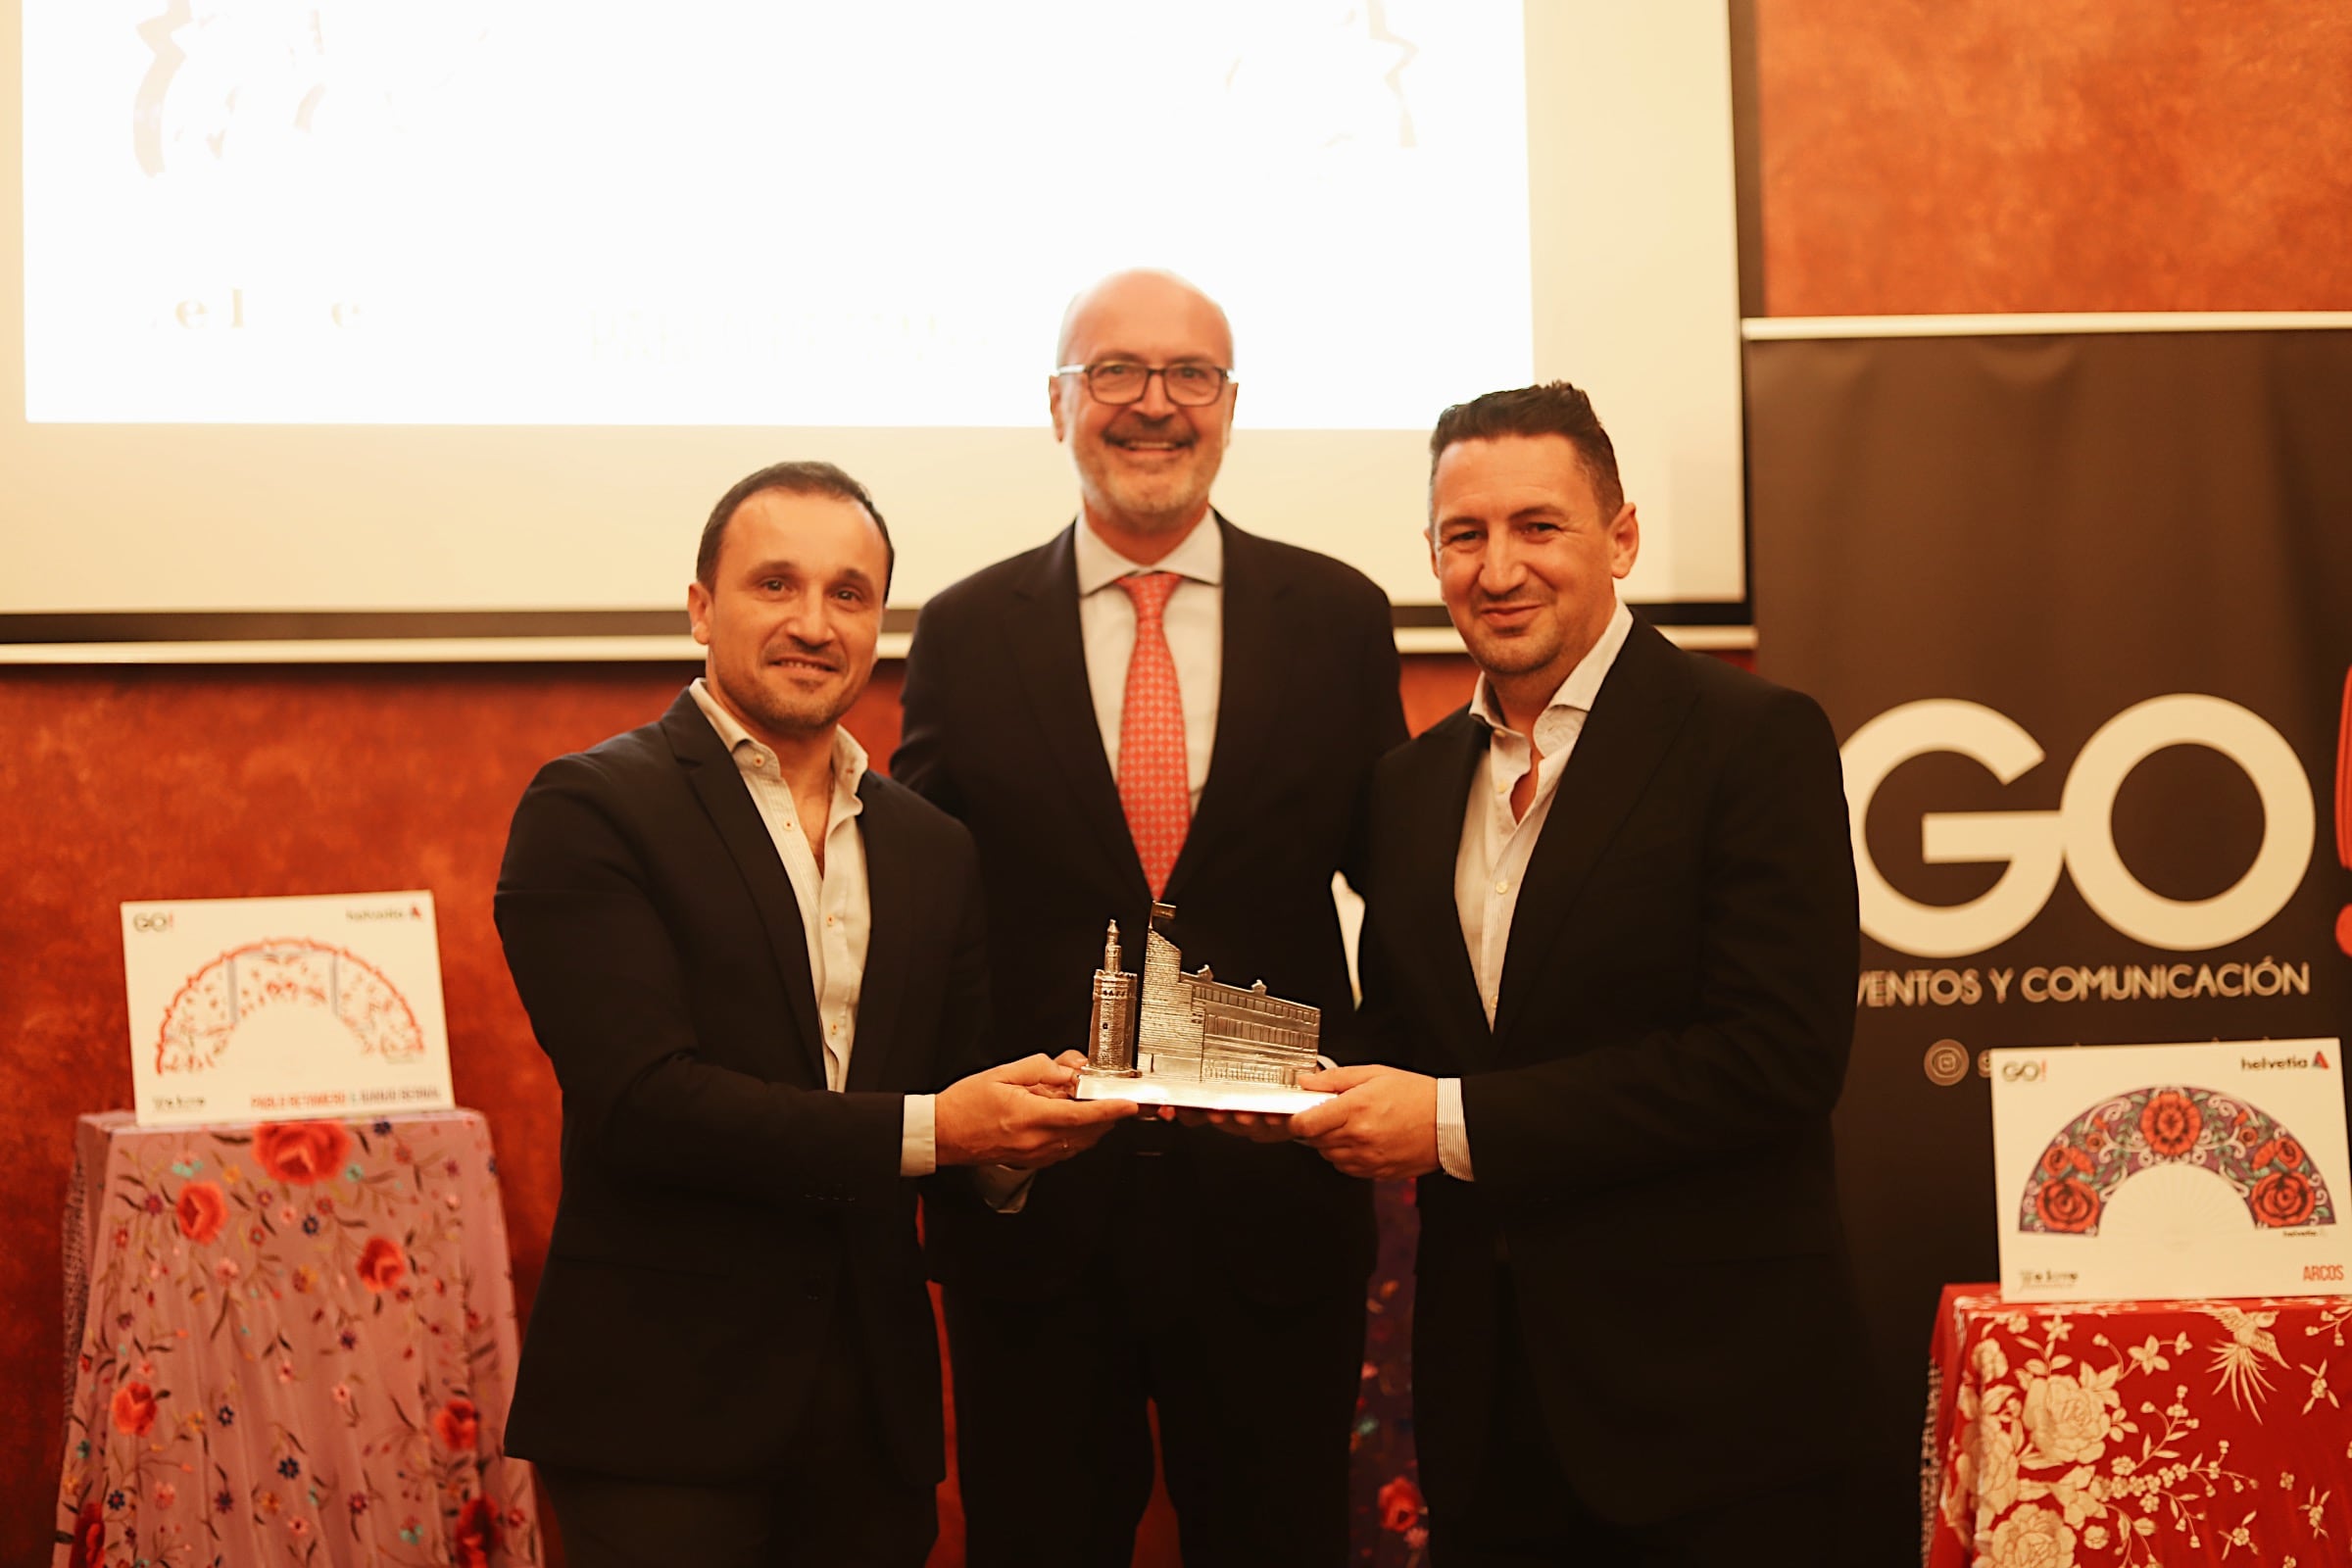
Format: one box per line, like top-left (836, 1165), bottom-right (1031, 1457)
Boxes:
top-left (1492, 620), bottom-right (1695, 1052)
top-left (660, 692), bottom-right (827, 1081)
top-left (1006, 524), bottom-right (1146, 896)
top-left (1397, 711), bottom-right (1496, 1073)
top-left (847, 778), bottom-right (909, 1093)
top-left (1166, 514), bottom-right (1274, 900)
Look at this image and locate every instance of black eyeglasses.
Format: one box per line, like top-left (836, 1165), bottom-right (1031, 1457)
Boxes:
top-left (1054, 361), bottom-right (1237, 407)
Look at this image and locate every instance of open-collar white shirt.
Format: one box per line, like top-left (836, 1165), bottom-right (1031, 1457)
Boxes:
top-left (689, 678), bottom-right (935, 1176)
top-left (1436, 599), bottom-right (1635, 1180)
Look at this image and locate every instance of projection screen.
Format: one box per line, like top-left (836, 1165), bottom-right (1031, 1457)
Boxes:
top-left (3, 1), bottom-right (1747, 660)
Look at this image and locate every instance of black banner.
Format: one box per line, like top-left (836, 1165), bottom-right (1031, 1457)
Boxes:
top-left (1746, 328), bottom-right (2352, 1537)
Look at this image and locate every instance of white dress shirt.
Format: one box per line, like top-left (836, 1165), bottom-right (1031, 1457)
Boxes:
top-left (1435, 600), bottom-right (1635, 1181)
top-left (1073, 514), bottom-right (1223, 806)
top-left (689, 679), bottom-right (936, 1176)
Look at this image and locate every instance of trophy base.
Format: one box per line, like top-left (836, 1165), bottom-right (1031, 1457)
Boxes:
top-left (1073, 1070), bottom-right (1332, 1114)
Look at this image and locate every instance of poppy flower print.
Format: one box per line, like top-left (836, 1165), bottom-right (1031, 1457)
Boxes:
top-left (2138, 1091), bottom-right (2202, 1157)
top-left (2034, 1177), bottom-right (2101, 1234)
top-left (253, 1120), bottom-right (355, 1186)
top-left (58, 1112), bottom-right (538, 1563)
top-left (357, 1236), bottom-right (408, 1292)
top-left (110, 1383), bottom-right (159, 1437)
top-left (2020, 1085), bottom-right (2334, 1237)
top-left (2251, 1169), bottom-right (2318, 1227)
top-left (433, 1396), bottom-right (479, 1450)
top-left (174, 1181), bottom-right (227, 1243)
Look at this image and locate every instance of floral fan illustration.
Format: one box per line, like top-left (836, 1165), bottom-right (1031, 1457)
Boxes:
top-left (154, 938), bottom-right (425, 1073)
top-left (2018, 1085), bottom-right (2333, 1237)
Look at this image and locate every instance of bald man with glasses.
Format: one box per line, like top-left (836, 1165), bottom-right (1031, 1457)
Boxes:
top-left (894, 270), bottom-right (1407, 1567)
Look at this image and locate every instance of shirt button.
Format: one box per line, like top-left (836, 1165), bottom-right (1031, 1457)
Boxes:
top-left (1494, 877), bottom-right (1510, 894)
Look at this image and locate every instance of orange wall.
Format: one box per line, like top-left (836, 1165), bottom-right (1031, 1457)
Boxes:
top-left (0, 656), bottom-right (1484, 1561)
top-left (1757, 0), bottom-right (2352, 315)
top-left (7, 0), bottom-right (2351, 1554)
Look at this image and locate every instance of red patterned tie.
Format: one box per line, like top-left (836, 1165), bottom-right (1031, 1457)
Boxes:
top-left (1116, 571), bottom-right (1190, 898)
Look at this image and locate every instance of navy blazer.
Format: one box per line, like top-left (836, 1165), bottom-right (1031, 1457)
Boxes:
top-left (495, 688), bottom-right (986, 1486)
top-left (1358, 616), bottom-right (1874, 1524)
top-left (893, 514), bottom-right (1407, 1304)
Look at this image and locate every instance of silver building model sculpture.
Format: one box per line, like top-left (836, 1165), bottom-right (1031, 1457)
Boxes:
top-left (1073, 903), bottom-right (1337, 1113)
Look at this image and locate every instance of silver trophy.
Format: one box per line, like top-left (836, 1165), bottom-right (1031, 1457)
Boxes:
top-left (1072, 902), bottom-right (1337, 1113)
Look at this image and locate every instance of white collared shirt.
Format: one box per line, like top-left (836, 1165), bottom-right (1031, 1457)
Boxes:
top-left (1072, 514), bottom-right (1223, 807)
top-left (689, 679), bottom-right (935, 1176)
top-left (1435, 600), bottom-right (1635, 1181)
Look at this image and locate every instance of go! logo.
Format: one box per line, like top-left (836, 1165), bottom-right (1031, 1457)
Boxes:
top-left (1841, 695), bottom-right (2317, 959)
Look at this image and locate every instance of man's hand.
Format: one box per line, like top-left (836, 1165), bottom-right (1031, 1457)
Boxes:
top-left (937, 1054), bottom-right (1140, 1168)
top-left (1030, 1049), bottom-right (1091, 1093)
top-left (1288, 1064), bottom-right (1441, 1180)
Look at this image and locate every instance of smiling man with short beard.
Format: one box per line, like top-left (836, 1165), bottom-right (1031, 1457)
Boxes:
top-left (494, 461), bottom-right (1138, 1567)
top-left (1288, 381), bottom-right (1890, 1566)
top-left (895, 271), bottom-right (1407, 1567)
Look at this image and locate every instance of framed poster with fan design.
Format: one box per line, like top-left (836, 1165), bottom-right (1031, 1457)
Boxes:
top-left (121, 892), bottom-right (456, 1127)
top-left (1990, 1039), bottom-right (2350, 1301)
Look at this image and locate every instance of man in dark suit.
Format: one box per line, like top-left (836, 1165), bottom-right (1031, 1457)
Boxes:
top-left (495, 461), bottom-right (1136, 1568)
top-left (892, 270), bottom-right (1408, 1566)
top-left (1291, 384), bottom-right (1881, 1566)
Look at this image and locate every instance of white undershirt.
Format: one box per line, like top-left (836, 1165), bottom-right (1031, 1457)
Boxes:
top-left (1435, 600), bottom-right (1634, 1181)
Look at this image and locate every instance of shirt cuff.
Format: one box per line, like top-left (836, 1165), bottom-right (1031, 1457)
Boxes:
top-left (1437, 1077), bottom-right (1474, 1181)
top-left (900, 1094), bottom-right (938, 1178)
top-left (971, 1165), bottom-right (1037, 1213)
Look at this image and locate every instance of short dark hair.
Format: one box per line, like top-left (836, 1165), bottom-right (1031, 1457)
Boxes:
top-left (1428, 381), bottom-right (1625, 519)
top-left (695, 461), bottom-right (895, 594)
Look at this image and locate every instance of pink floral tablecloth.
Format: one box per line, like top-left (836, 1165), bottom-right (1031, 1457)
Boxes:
top-left (53, 1111), bottom-right (540, 1568)
top-left (1928, 1283), bottom-right (2352, 1568)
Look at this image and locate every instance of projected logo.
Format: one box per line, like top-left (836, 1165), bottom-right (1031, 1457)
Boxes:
top-left (131, 0), bottom-right (495, 176)
top-left (154, 939), bottom-right (425, 1074)
top-left (2019, 1083), bottom-right (2335, 1237)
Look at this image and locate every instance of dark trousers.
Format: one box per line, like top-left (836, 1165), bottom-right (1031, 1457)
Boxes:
top-left (1429, 1267), bottom-right (1876, 1568)
top-left (943, 1152), bottom-right (1366, 1568)
top-left (538, 1344), bottom-right (936, 1568)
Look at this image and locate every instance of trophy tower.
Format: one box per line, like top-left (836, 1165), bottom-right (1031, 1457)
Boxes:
top-left (1073, 903), bottom-right (1336, 1112)
top-left (1087, 922), bottom-right (1139, 1075)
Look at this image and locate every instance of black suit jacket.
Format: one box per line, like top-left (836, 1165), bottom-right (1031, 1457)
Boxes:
top-left (494, 689), bottom-right (986, 1486)
top-left (893, 515), bottom-right (1407, 1304)
top-left (1358, 617), bottom-right (1872, 1524)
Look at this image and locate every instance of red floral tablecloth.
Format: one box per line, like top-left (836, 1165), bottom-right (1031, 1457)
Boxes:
top-left (53, 1111), bottom-right (540, 1568)
top-left (1352, 1178), bottom-right (1427, 1563)
top-left (1928, 1283), bottom-right (2352, 1568)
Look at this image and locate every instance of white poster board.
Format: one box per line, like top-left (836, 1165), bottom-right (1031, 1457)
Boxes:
top-left (121, 892), bottom-right (456, 1127)
top-left (1990, 1039), bottom-right (2350, 1301)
